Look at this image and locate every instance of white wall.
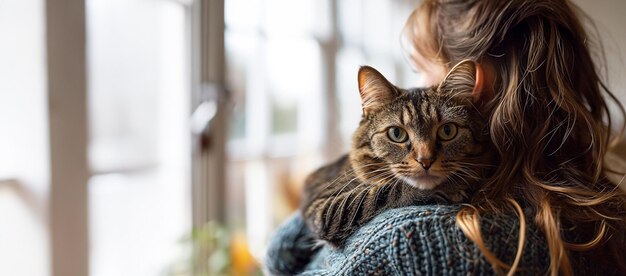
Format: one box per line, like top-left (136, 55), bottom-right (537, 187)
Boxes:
top-left (572, 0), bottom-right (626, 126)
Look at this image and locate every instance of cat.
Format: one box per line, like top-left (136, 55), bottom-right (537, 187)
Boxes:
top-left (300, 60), bottom-right (494, 247)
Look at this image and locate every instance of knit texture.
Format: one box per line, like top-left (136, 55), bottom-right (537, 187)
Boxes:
top-left (265, 205), bottom-right (551, 275)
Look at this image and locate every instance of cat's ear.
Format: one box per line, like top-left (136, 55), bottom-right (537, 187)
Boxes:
top-left (358, 66), bottom-right (399, 115)
top-left (438, 59), bottom-right (493, 105)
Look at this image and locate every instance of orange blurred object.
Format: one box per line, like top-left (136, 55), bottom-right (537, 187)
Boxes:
top-left (230, 231), bottom-right (259, 276)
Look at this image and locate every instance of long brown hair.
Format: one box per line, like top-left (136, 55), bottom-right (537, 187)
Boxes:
top-left (404, 0), bottom-right (626, 275)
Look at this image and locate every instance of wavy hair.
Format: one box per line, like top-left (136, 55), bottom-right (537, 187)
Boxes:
top-left (403, 0), bottom-right (626, 275)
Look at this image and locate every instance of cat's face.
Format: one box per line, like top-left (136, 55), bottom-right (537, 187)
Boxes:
top-left (350, 61), bottom-right (492, 191)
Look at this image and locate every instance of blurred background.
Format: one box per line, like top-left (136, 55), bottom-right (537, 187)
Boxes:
top-left (1, 0), bottom-right (625, 275)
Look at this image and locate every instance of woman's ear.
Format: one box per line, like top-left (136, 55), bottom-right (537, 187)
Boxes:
top-left (438, 60), bottom-right (494, 105)
top-left (474, 62), bottom-right (495, 105)
top-left (358, 66), bottom-right (399, 115)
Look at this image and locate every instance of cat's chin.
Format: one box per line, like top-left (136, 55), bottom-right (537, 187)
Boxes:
top-left (399, 175), bottom-right (443, 190)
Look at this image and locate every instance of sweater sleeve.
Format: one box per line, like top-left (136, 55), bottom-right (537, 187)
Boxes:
top-left (266, 205), bottom-right (550, 276)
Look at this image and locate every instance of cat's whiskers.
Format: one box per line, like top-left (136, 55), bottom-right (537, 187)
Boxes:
top-left (331, 166), bottom-right (390, 197)
top-left (332, 169), bottom-right (395, 222)
top-left (322, 167), bottom-right (393, 223)
top-left (321, 173), bottom-right (363, 225)
top-left (342, 171), bottom-right (395, 223)
top-left (336, 173), bottom-right (392, 229)
top-left (451, 169), bottom-right (481, 182)
top-left (320, 162), bottom-right (386, 191)
top-left (447, 166), bottom-right (482, 187)
top-left (367, 170), bottom-right (398, 186)
top-left (446, 171), bottom-right (472, 187)
top-left (346, 188), bottom-right (372, 226)
top-left (317, 162), bottom-right (389, 222)
top-left (348, 172), bottom-right (399, 226)
top-left (372, 178), bottom-right (394, 206)
top-left (345, 188), bottom-right (371, 226)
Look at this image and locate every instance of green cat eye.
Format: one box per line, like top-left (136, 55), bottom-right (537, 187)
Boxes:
top-left (387, 127), bottom-right (408, 143)
top-left (437, 123), bottom-right (458, 141)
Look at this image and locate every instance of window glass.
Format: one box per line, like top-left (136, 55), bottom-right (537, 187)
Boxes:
top-left (86, 1), bottom-right (191, 275)
top-left (0, 0), bottom-right (49, 275)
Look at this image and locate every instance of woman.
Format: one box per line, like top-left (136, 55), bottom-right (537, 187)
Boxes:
top-left (404, 0), bottom-right (626, 275)
top-left (266, 0), bottom-right (626, 274)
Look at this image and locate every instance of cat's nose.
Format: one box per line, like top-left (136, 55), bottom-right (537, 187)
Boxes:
top-left (417, 157), bottom-right (434, 170)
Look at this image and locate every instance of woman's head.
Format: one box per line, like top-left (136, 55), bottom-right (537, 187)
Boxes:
top-left (403, 0), bottom-right (626, 275)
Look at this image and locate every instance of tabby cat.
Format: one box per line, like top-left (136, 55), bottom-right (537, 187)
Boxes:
top-left (301, 60), bottom-right (494, 247)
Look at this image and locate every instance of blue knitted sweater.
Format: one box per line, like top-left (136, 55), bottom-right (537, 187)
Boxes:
top-left (265, 205), bottom-right (549, 275)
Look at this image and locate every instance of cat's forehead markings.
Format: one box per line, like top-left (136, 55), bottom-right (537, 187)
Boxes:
top-left (419, 99), bottom-right (431, 119)
top-left (405, 101), bottom-right (419, 125)
top-left (430, 102), bottom-right (439, 122)
top-left (409, 101), bottom-right (418, 120)
top-left (400, 106), bottom-right (409, 126)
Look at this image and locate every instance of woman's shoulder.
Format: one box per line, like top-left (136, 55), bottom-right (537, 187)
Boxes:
top-left (335, 205), bottom-right (549, 275)
top-left (266, 205), bottom-right (551, 275)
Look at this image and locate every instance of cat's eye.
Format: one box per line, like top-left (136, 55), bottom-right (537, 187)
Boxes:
top-left (387, 127), bottom-right (408, 143)
top-left (437, 123), bottom-right (458, 141)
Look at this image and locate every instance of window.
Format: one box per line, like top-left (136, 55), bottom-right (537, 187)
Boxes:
top-left (86, 0), bottom-right (191, 275)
